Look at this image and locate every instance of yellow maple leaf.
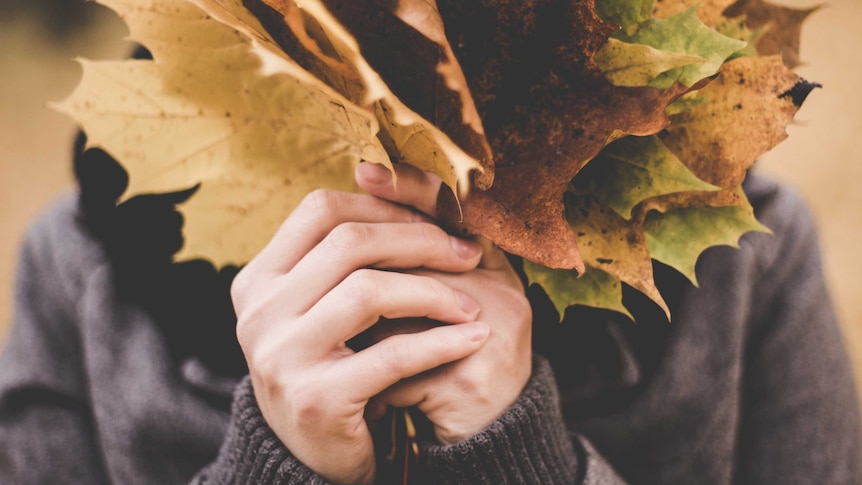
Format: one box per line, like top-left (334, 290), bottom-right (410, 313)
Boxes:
top-left (54, 0), bottom-right (390, 265)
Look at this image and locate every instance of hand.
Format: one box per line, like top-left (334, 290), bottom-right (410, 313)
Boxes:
top-left (356, 163), bottom-right (533, 445)
top-left (231, 169), bottom-right (492, 484)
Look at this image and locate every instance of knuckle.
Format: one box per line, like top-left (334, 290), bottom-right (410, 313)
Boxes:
top-left (327, 222), bottom-right (373, 254)
top-left (343, 269), bottom-right (380, 308)
top-left (289, 379), bottom-right (329, 422)
top-left (377, 339), bottom-right (412, 377)
top-left (427, 278), bottom-right (454, 306)
top-left (452, 364), bottom-right (487, 396)
top-left (302, 188), bottom-right (340, 216)
top-left (417, 222), bottom-right (445, 248)
top-left (247, 347), bottom-right (281, 387)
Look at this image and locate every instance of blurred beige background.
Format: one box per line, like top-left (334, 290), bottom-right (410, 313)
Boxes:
top-left (1, 1), bottom-right (861, 399)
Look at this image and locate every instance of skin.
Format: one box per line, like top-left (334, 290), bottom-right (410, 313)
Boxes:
top-left (231, 162), bottom-right (533, 485)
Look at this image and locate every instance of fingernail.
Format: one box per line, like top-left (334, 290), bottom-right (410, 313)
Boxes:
top-left (357, 162), bottom-right (391, 185)
top-left (459, 322), bottom-right (489, 342)
top-left (450, 237), bottom-right (481, 260)
top-left (455, 290), bottom-right (480, 314)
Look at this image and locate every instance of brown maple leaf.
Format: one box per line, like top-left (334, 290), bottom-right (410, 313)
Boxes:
top-left (661, 55), bottom-right (808, 189)
top-left (435, 0), bottom-right (694, 270)
top-left (317, 0), bottom-right (495, 187)
top-left (724, 0), bottom-right (821, 68)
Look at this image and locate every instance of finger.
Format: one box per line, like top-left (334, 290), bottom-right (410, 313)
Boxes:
top-left (287, 222), bottom-right (482, 312)
top-left (336, 321), bottom-right (490, 402)
top-left (355, 162), bottom-right (442, 219)
top-left (246, 190), bottom-right (431, 276)
top-left (299, 269), bottom-right (482, 348)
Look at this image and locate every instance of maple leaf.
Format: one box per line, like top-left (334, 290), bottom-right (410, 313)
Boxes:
top-left (724, 0), bottom-right (821, 68)
top-left (566, 193), bottom-right (669, 318)
top-left (53, 0), bottom-right (389, 265)
top-left (435, 0), bottom-right (694, 271)
top-left (643, 190), bottom-right (770, 285)
top-left (571, 135), bottom-right (719, 219)
top-left (661, 55), bottom-right (806, 189)
top-left (615, 6), bottom-right (746, 88)
top-left (250, 0), bottom-right (489, 193)
top-left (523, 261), bottom-right (633, 321)
top-left (595, 38), bottom-right (706, 87)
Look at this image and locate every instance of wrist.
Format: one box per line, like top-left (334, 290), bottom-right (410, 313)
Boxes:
top-left (420, 356), bottom-right (580, 483)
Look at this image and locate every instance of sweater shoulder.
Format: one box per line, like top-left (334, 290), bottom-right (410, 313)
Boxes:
top-left (19, 193), bottom-right (109, 310)
top-left (741, 173), bottom-right (822, 284)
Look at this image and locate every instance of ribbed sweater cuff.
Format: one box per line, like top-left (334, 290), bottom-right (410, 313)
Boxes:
top-left (194, 376), bottom-right (328, 485)
top-left (419, 356), bottom-right (580, 484)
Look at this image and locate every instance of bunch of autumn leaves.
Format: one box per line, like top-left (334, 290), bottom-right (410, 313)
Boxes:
top-left (57, 0), bottom-right (817, 320)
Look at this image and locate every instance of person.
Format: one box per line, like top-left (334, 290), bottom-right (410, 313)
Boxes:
top-left (1, 129), bottom-right (860, 484)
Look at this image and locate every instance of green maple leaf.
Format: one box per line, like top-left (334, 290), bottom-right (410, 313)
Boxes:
top-left (616, 6), bottom-right (747, 88)
top-left (595, 38), bottom-right (706, 87)
top-left (523, 261), bottom-right (633, 321)
top-left (571, 135), bottom-right (718, 220)
top-left (643, 193), bottom-right (771, 286)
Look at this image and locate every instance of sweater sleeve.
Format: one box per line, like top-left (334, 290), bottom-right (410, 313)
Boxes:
top-left (0, 205), bottom-right (110, 484)
top-left (195, 357), bottom-right (627, 485)
top-left (191, 377), bottom-right (332, 485)
top-left (419, 356), bottom-right (626, 484)
top-left (734, 183), bottom-right (862, 483)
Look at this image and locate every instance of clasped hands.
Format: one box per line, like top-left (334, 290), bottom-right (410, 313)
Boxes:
top-left (231, 162), bottom-right (533, 484)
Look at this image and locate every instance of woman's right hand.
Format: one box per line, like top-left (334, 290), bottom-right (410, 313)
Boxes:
top-left (230, 179), bottom-right (490, 485)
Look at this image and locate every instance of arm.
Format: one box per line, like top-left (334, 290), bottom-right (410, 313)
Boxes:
top-left (734, 185), bottom-right (862, 483)
top-left (0, 205), bottom-right (110, 484)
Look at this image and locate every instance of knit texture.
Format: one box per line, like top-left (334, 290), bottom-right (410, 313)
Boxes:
top-left (191, 377), bottom-right (326, 484)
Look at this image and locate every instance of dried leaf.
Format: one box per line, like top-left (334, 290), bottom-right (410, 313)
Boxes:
top-left (54, 0), bottom-right (388, 265)
top-left (661, 55), bottom-right (804, 188)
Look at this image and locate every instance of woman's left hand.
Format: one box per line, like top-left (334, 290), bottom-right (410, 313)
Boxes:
top-left (356, 162), bottom-right (533, 444)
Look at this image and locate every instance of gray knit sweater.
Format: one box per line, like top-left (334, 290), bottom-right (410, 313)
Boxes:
top-left (1, 175), bottom-right (860, 484)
